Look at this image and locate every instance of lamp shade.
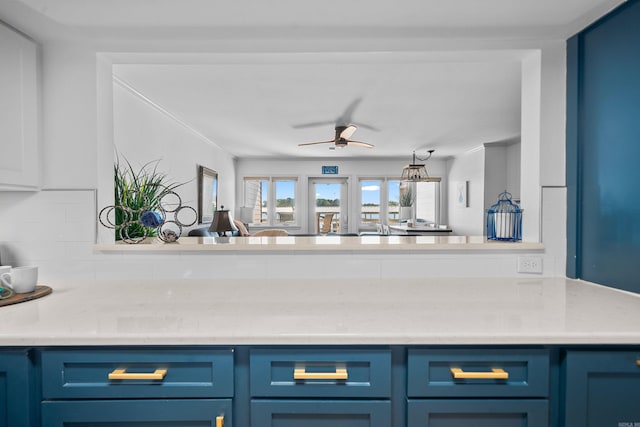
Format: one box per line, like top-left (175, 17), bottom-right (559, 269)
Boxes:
top-left (208, 205), bottom-right (238, 236)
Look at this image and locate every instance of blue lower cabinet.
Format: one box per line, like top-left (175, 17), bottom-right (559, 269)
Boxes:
top-left (250, 349), bottom-right (391, 398)
top-left (407, 400), bottom-right (548, 427)
top-left (41, 399), bottom-right (232, 426)
top-left (251, 400), bottom-right (391, 427)
top-left (563, 350), bottom-right (640, 426)
top-left (0, 350), bottom-right (34, 427)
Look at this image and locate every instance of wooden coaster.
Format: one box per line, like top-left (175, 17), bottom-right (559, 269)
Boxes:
top-left (0, 285), bottom-right (52, 307)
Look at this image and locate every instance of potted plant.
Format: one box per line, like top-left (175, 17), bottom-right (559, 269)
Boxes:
top-left (114, 156), bottom-right (184, 241)
top-left (399, 186), bottom-right (414, 221)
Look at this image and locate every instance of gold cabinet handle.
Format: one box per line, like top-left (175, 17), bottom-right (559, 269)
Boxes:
top-left (294, 367), bottom-right (348, 380)
top-left (636, 359), bottom-right (640, 367)
top-left (216, 415), bottom-right (224, 427)
top-left (108, 368), bottom-right (167, 380)
top-left (450, 368), bottom-right (509, 379)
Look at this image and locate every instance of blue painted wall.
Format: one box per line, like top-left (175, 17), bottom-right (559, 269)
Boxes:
top-left (567, 0), bottom-right (640, 293)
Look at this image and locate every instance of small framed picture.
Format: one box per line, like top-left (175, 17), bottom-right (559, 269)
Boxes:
top-left (197, 166), bottom-right (218, 223)
top-left (456, 181), bottom-right (468, 208)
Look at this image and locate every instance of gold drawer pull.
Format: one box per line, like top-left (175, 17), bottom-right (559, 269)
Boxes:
top-left (450, 368), bottom-right (509, 379)
top-left (294, 367), bottom-right (348, 380)
top-left (216, 415), bottom-right (224, 427)
top-left (636, 359), bottom-right (640, 367)
top-left (108, 368), bottom-right (167, 380)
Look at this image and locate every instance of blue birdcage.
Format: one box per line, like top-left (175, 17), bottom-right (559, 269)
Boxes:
top-left (486, 191), bottom-right (522, 242)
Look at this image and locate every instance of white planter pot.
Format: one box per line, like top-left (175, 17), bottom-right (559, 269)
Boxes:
top-left (400, 206), bottom-right (412, 220)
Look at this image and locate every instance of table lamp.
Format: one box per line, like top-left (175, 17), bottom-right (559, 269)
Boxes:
top-left (208, 205), bottom-right (238, 237)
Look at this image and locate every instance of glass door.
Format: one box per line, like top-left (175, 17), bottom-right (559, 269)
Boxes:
top-left (309, 178), bottom-right (348, 234)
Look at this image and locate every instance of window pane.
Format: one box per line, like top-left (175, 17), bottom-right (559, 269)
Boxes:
top-left (360, 180), bottom-right (381, 225)
top-left (244, 179), bottom-right (269, 224)
top-left (387, 180), bottom-right (401, 223)
top-left (275, 180), bottom-right (296, 224)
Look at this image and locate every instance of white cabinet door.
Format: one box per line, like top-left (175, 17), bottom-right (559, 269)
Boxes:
top-left (0, 22), bottom-right (39, 191)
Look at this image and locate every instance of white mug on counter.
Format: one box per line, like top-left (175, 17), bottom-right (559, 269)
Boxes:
top-left (0, 266), bottom-right (38, 294)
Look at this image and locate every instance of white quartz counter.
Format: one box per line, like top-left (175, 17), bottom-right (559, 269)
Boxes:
top-left (94, 235), bottom-right (544, 253)
top-left (1, 277), bottom-right (639, 346)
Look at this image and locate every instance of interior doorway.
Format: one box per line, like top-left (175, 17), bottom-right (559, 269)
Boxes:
top-left (309, 178), bottom-right (349, 234)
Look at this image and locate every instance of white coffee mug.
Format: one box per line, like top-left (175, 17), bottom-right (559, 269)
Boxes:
top-left (0, 266), bottom-right (38, 294)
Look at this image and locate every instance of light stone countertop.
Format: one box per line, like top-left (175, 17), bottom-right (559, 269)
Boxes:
top-left (1, 277), bottom-right (639, 346)
top-left (94, 235), bottom-right (544, 252)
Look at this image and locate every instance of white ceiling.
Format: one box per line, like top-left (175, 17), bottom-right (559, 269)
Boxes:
top-left (0, 0), bottom-right (625, 160)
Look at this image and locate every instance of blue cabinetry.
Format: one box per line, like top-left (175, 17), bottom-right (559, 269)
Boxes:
top-left (10, 344), bottom-right (639, 426)
top-left (563, 350), bottom-right (640, 426)
top-left (252, 400), bottom-right (391, 427)
top-left (407, 349), bottom-right (550, 427)
top-left (40, 348), bottom-right (233, 426)
top-left (408, 399), bottom-right (549, 427)
top-left (42, 399), bottom-right (231, 426)
top-left (0, 349), bottom-right (35, 427)
top-left (249, 349), bottom-right (392, 427)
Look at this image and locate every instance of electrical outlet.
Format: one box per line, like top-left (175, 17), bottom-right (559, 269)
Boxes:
top-left (517, 256), bottom-right (543, 274)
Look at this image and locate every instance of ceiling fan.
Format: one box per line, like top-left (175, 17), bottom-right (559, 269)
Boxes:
top-left (298, 125), bottom-right (374, 149)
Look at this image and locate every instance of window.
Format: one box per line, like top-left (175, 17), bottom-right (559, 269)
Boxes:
top-left (387, 180), bottom-right (401, 224)
top-left (243, 177), bottom-right (297, 226)
top-left (360, 180), bottom-right (381, 226)
top-left (274, 179), bottom-right (296, 225)
top-left (358, 178), bottom-right (441, 229)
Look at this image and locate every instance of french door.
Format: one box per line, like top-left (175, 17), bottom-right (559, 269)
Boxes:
top-left (309, 178), bottom-right (349, 234)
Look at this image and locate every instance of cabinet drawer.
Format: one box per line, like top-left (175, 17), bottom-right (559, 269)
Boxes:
top-left (41, 348), bottom-right (234, 399)
top-left (251, 400), bottom-right (390, 427)
top-left (42, 399), bottom-right (231, 426)
top-left (407, 399), bottom-right (548, 427)
top-left (250, 349), bottom-right (391, 398)
top-left (407, 349), bottom-right (549, 397)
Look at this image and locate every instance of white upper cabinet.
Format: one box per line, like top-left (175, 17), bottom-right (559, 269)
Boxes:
top-left (0, 21), bottom-right (39, 191)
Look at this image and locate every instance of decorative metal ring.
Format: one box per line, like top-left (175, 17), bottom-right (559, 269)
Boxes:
top-left (157, 220), bottom-right (183, 243)
top-left (158, 190), bottom-right (182, 213)
top-left (175, 205), bottom-right (198, 227)
top-left (99, 205), bottom-right (131, 229)
top-left (119, 222), bottom-right (150, 244)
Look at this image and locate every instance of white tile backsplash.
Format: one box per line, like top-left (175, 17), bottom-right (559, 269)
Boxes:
top-left (0, 188), bottom-right (568, 281)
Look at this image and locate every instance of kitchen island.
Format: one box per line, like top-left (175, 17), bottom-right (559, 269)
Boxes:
top-left (1, 277), bottom-right (639, 427)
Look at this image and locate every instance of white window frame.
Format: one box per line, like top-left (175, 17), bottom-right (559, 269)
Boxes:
top-left (243, 176), bottom-right (298, 227)
top-left (357, 177), bottom-right (442, 230)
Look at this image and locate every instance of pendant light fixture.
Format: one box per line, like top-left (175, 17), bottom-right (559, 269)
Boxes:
top-left (401, 150), bottom-right (439, 182)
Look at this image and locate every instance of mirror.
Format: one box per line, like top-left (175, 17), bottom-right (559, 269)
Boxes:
top-left (197, 165), bottom-right (218, 224)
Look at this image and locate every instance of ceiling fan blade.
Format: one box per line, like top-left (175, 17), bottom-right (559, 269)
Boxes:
top-left (346, 140), bottom-right (374, 148)
top-left (298, 140), bottom-right (335, 147)
top-left (336, 97), bottom-right (362, 125)
top-left (292, 120), bottom-right (335, 129)
top-left (353, 122), bottom-right (380, 132)
top-left (339, 125), bottom-right (358, 140)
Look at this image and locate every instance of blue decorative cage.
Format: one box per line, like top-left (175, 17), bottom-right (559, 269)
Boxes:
top-left (486, 191), bottom-right (522, 242)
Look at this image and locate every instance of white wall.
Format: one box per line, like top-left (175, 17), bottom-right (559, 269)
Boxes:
top-left (484, 141), bottom-right (521, 208)
top-left (446, 148), bottom-right (485, 236)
